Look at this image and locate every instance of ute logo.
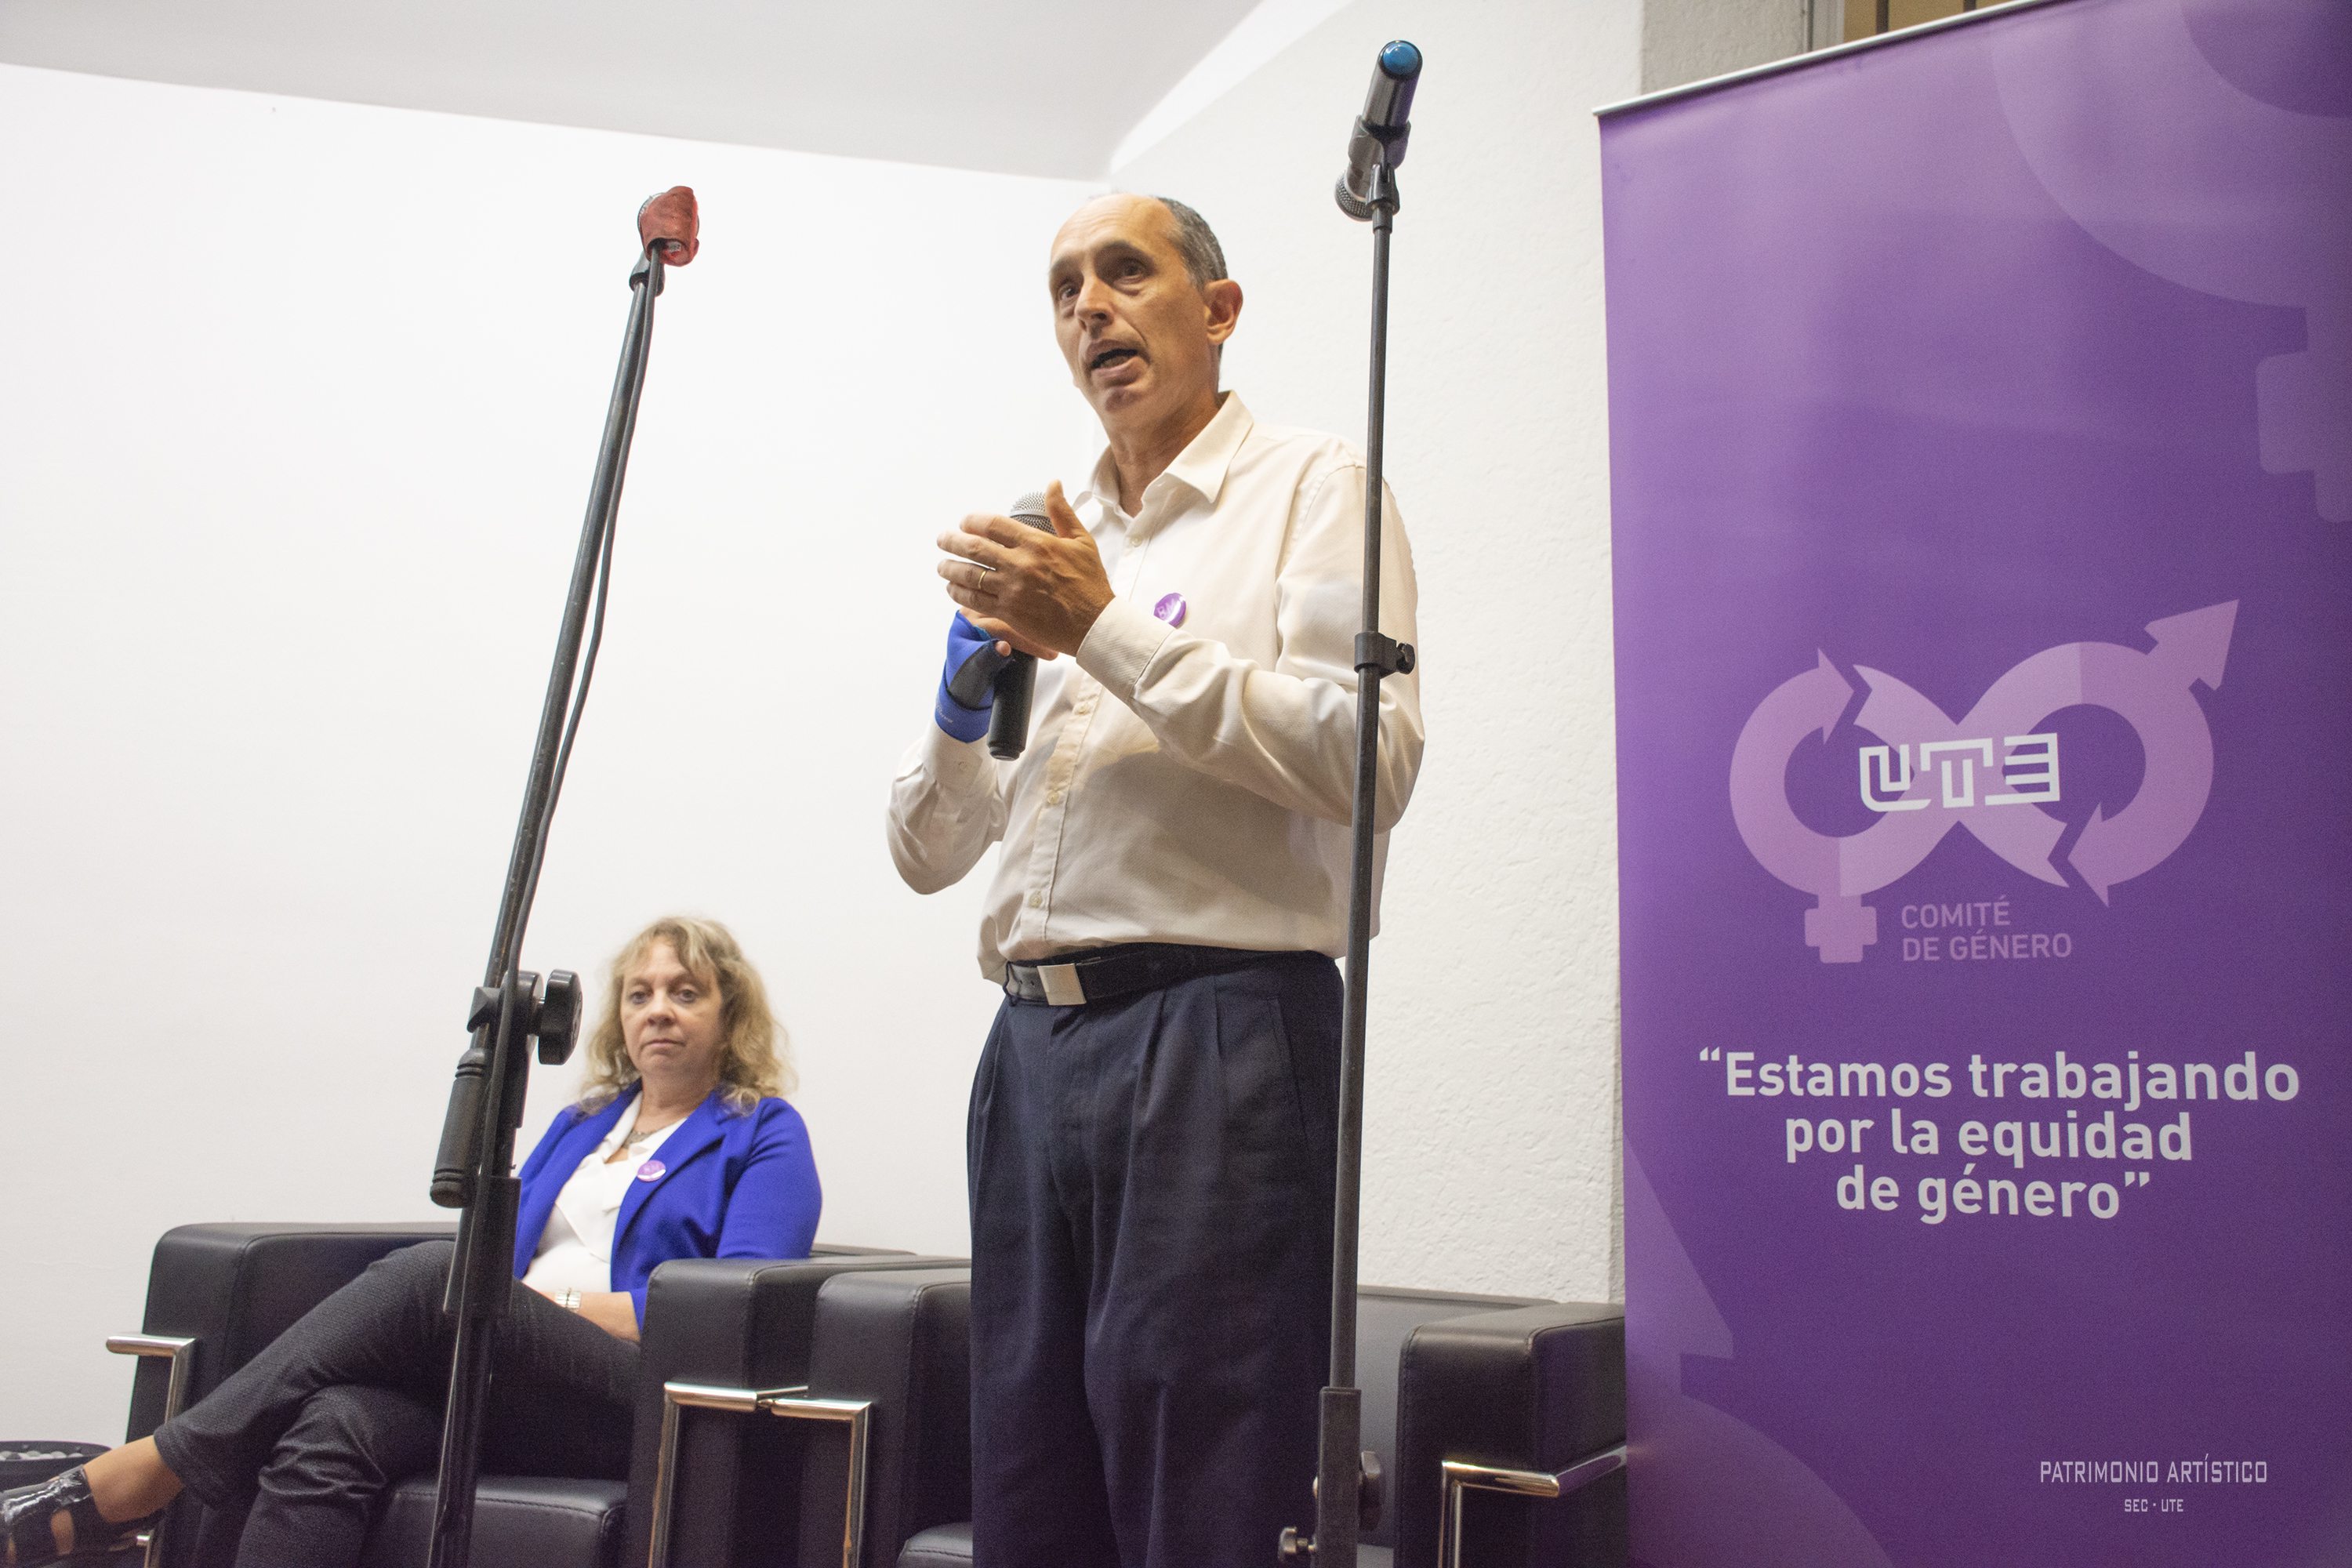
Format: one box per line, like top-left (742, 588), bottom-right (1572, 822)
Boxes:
top-left (1729, 602), bottom-right (2236, 963)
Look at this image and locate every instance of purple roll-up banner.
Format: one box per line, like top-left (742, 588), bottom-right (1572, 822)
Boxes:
top-left (1599, 0), bottom-right (2352, 1563)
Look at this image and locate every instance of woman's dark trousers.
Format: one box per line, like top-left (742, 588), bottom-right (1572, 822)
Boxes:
top-left (150, 1239), bottom-right (636, 1568)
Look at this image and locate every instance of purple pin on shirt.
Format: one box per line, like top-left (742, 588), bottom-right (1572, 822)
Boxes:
top-left (1153, 592), bottom-right (1188, 627)
top-left (636, 1159), bottom-right (666, 1182)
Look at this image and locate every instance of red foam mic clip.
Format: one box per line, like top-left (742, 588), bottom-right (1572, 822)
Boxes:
top-left (637, 187), bottom-right (699, 264)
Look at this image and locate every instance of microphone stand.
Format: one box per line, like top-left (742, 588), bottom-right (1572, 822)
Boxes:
top-left (422, 241), bottom-right (671, 1568)
top-left (1291, 112), bottom-right (1414, 1568)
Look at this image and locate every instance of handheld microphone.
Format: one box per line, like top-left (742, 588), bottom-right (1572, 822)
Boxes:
top-left (987, 492), bottom-right (1054, 760)
top-left (636, 186), bottom-right (700, 263)
top-left (1336, 40), bottom-right (1421, 219)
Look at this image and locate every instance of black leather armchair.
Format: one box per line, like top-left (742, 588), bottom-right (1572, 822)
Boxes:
top-left (632, 1256), bottom-right (967, 1568)
top-left (787, 1275), bottom-right (1627, 1568)
top-left (1390, 1298), bottom-right (1627, 1568)
top-left (793, 1269), bottom-right (971, 1568)
top-left (113, 1221), bottom-right (952, 1568)
top-left (114, 1222), bottom-right (460, 1568)
top-left (630, 1265), bottom-right (975, 1568)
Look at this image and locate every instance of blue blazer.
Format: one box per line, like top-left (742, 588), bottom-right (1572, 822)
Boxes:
top-left (514, 1085), bottom-right (821, 1323)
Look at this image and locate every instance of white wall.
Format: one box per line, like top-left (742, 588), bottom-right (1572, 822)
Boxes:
top-left (1642, 0), bottom-right (1811, 93)
top-left (0, 62), bottom-right (1094, 1439)
top-left (1114, 0), bottom-right (1643, 1310)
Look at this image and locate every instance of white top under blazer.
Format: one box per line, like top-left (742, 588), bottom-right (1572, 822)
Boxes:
top-left (518, 1113), bottom-right (684, 1298)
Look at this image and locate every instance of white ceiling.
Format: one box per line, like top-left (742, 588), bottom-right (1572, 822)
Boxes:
top-left (0, 0), bottom-right (1279, 178)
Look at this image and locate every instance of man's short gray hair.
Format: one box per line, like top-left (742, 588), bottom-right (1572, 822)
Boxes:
top-left (1154, 196), bottom-right (1229, 290)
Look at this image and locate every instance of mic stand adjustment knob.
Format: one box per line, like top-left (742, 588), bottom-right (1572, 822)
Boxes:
top-left (462, 969), bottom-right (584, 1066)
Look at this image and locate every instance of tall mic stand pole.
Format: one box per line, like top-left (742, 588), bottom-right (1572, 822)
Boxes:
top-left (421, 237), bottom-right (673, 1568)
top-left (1287, 42), bottom-right (1420, 1568)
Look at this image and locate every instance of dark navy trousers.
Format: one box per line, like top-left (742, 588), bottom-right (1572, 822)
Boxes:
top-left (967, 951), bottom-right (1342, 1568)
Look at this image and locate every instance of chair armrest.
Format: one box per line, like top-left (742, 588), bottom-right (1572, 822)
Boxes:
top-left (122, 1222), bottom-right (457, 1442)
top-left (627, 1255), bottom-right (966, 1568)
top-left (1391, 1301), bottom-right (1626, 1568)
top-left (792, 1268), bottom-right (971, 1568)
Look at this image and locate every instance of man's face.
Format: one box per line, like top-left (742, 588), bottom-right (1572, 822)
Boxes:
top-left (1048, 195), bottom-right (1236, 435)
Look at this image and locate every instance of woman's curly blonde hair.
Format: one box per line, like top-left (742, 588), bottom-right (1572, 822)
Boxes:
top-left (576, 916), bottom-right (794, 1112)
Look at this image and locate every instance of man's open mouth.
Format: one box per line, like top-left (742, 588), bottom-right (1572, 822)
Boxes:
top-left (1089, 346), bottom-right (1140, 372)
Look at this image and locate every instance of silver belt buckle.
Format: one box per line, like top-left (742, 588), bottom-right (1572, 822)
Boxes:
top-left (1037, 962), bottom-right (1087, 1007)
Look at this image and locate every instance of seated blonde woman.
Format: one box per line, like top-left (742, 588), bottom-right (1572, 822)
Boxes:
top-left (2, 916), bottom-right (819, 1568)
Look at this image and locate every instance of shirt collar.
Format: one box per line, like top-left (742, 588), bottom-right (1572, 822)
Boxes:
top-left (1077, 391), bottom-right (1255, 524)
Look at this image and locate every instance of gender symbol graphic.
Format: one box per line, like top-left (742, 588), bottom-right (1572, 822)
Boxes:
top-left (1994, 0), bottom-right (2351, 522)
top-left (1730, 603), bottom-right (2236, 962)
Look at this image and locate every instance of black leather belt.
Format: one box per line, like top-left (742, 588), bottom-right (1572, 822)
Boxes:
top-left (1001, 943), bottom-right (1279, 1007)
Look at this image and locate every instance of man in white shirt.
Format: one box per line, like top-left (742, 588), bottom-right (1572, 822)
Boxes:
top-left (887, 192), bottom-right (1422, 1568)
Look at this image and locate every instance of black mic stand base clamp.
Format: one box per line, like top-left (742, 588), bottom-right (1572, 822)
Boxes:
top-left (1334, 150), bottom-right (1404, 223)
top-left (1279, 1442), bottom-right (1384, 1560)
top-left (1356, 632), bottom-right (1414, 680)
top-left (465, 971), bottom-right (584, 1067)
top-left (434, 971), bottom-right (583, 1316)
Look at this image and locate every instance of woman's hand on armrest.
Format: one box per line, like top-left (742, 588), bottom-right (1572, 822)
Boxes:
top-left (524, 1280), bottom-right (641, 1342)
top-left (575, 1291), bottom-right (641, 1341)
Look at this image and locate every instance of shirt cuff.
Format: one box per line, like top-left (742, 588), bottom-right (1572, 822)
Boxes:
top-left (916, 720), bottom-right (993, 786)
top-left (1074, 597), bottom-right (1173, 698)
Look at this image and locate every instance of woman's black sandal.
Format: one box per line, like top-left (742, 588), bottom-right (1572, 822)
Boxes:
top-left (1, 1465), bottom-right (147, 1563)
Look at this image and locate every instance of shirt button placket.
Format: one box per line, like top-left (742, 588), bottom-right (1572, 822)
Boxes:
top-left (1024, 685), bottom-right (1090, 935)
top-left (1020, 496), bottom-right (1138, 948)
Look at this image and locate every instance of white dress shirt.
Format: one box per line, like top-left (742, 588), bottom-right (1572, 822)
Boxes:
top-left (518, 1113), bottom-right (684, 1298)
top-left (888, 393), bottom-right (1424, 978)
